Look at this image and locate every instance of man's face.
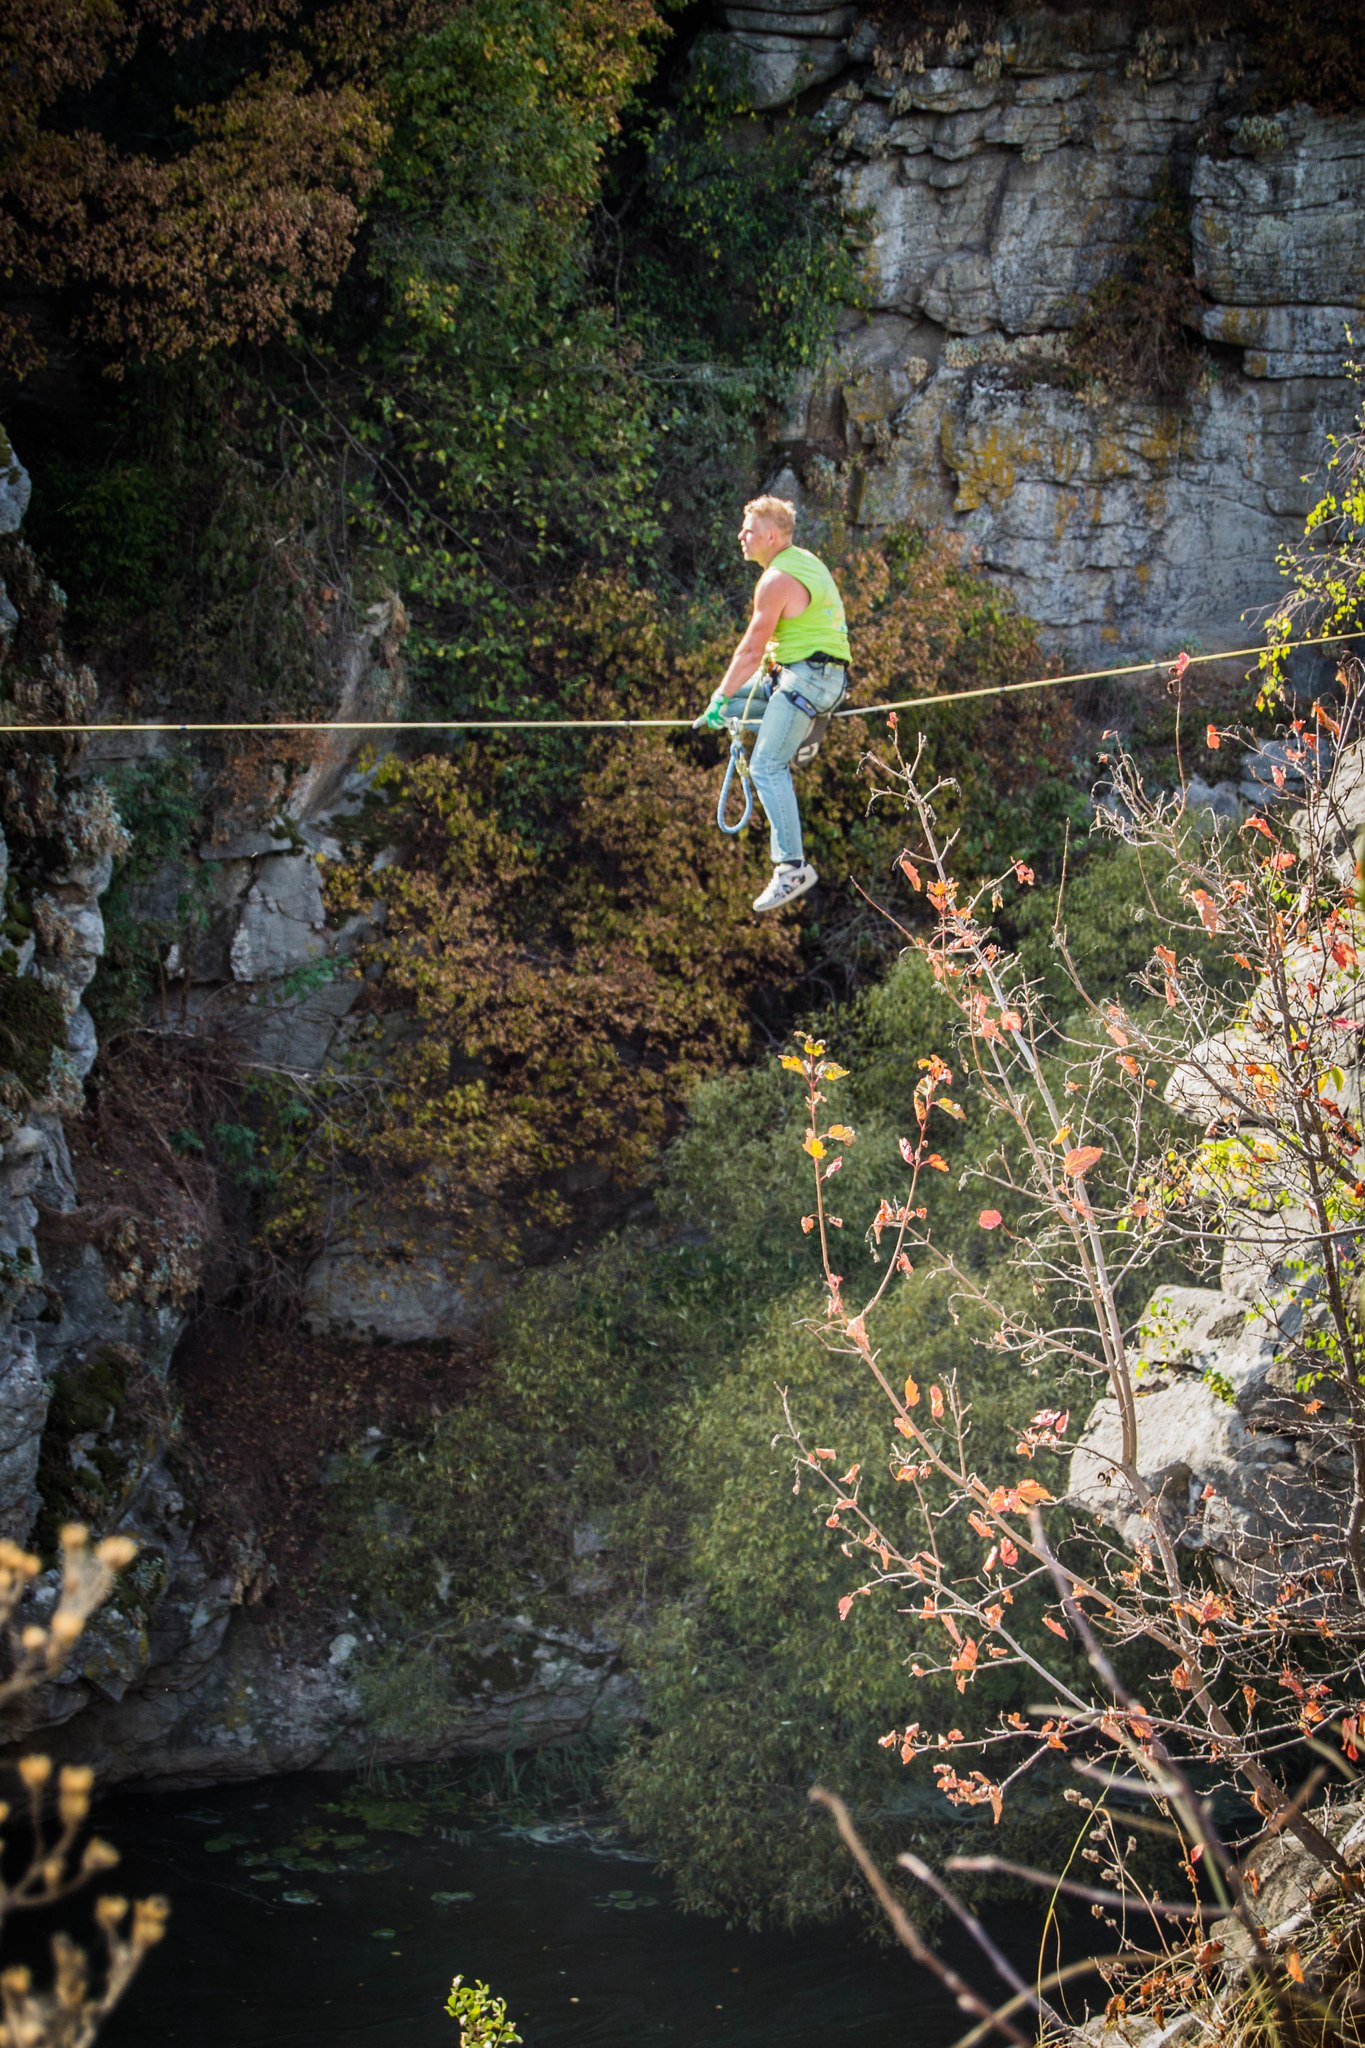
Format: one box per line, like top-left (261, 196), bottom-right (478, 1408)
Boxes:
top-left (739, 512), bottom-right (773, 562)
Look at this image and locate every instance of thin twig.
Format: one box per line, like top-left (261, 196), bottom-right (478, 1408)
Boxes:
top-left (898, 1852), bottom-right (1068, 2030)
top-left (809, 1787), bottom-right (1031, 2047)
top-left (947, 1856), bottom-right (1222, 1923)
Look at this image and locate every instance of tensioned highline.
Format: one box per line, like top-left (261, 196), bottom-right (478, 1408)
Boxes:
top-left (1, 630), bottom-right (1360, 736)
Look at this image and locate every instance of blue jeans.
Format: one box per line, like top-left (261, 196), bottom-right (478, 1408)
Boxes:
top-left (728, 660), bottom-right (847, 865)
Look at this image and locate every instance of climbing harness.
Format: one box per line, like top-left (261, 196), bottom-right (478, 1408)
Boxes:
top-left (715, 660), bottom-right (850, 825)
top-left (786, 656), bottom-right (849, 769)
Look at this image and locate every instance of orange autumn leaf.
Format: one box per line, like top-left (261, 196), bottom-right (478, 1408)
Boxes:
top-left (978, 1208), bottom-right (1002, 1229)
top-left (1191, 889), bottom-right (1220, 933)
top-left (1063, 1145), bottom-right (1103, 1177)
top-left (1206, 723), bottom-right (1220, 749)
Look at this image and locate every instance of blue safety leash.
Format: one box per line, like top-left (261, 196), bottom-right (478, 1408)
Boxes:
top-left (715, 674), bottom-right (767, 836)
top-left (717, 729), bottom-right (753, 835)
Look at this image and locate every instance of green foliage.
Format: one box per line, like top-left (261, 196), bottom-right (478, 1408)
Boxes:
top-left (27, 459), bottom-right (180, 634)
top-left (446, 1976), bottom-right (522, 2048)
top-left (622, 40), bottom-right (862, 379)
top-left (0, 973), bottom-right (67, 1098)
top-left (1259, 357), bottom-right (1365, 709)
top-left (211, 1121), bottom-right (279, 1193)
top-left (1240, 0), bottom-right (1365, 113)
top-left (333, 0), bottom-right (664, 700)
top-left (85, 758), bottom-right (203, 1036)
top-left (24, 364), bottom-right (352, 721)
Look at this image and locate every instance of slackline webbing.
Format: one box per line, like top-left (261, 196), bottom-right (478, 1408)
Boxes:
top-left (0, 629), bottom-right (1360, 737)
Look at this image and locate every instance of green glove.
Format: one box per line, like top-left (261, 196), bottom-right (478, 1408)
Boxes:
top-left (693, 687), bottom-right (731, 732)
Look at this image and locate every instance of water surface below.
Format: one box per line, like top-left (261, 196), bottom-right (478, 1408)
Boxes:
top-left (90, 1774), bottom-right (995, 2047)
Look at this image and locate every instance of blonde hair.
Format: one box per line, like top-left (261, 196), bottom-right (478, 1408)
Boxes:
top-left (743, 495), bottom-right (796, 540)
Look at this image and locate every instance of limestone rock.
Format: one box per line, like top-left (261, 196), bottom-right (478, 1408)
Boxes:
top-left (31, 1240), bottom-right (186, 1378)
top-left (741, 18), bottom-right (1365, 657)
top-left (1191, 111), bottom-right (1365, 314)
top-left (235, 972), bottom-right (362, 1074)
top-left (842, 52), bottom-right (1230, 339)
top-left (228, 853), bottom-right (327, 983)
top-left (65, 1003), bottom-right (98, 1081)
top-left (199, 828), bottom-right (295, 862)
top-left (0, 1327), bottom-right (47, 1543)
top-left (32, 889), bottom-right (106, 1003)
top-left (849, 361), bottom-right (1344, 654)
top-left (1189, 301), bottom-right (1360, 380)
top-left (1182, 775), bottom-right (1243, 825)
top-left (720, 3), bottom-right (856, 32)
top-left (0, 428), bottom-right (31, 536)
top-left (694, 27), bottom-right (848, 109)
top-left (1213, 1800), bottom-right (1365, 1974)
top-left (1065, 1286), bottom-right (1311, 1587)
top-left (302, 1223), bottom-right (491, 1344)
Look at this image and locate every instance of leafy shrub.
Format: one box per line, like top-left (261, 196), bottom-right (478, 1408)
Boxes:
top-left (0, 974), bottom-right (67, 1098)
top-left (1067, 169), bottom-right (1200, 403)
top-left (86, 758), bottom-right (204, 1036)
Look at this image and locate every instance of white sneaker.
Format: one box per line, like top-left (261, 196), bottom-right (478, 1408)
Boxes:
top-left (753, 862), bottom-right (818, 913)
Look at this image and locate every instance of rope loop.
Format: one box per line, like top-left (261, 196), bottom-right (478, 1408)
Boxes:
top-left (717, 731), bottom-right (754, 836)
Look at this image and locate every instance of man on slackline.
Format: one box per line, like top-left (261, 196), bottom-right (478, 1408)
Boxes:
top-left (695, 494), bottom-right (851, 914)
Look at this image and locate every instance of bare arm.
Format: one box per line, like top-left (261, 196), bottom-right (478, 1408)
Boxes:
top-left (716, 568), bottom-right (808, 697)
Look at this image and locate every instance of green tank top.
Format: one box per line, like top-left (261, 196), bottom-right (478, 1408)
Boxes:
top-left (769, 545), bottom-right (851, 666)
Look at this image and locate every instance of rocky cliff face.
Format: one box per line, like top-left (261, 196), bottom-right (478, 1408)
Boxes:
top-left (713, 4), bottom-right (1364, 658)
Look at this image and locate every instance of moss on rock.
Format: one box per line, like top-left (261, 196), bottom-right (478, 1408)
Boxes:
top-left (0, 971), bottom-right (66, 1097)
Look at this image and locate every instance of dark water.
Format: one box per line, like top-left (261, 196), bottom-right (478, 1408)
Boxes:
top-left (83, 1775), bottom-right (1004, 2047)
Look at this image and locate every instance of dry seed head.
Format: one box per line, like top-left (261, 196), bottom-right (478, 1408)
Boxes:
top-left (0, 1540), bottom-right (39, 1577)
top-left (133, 1895), bottom-right (170, 1945)
top-left (51, 1933), bottom-right (86, 2007)
top-left (58, 1763), bottom-right (94, 1827)
top-left (1, 1965), bottom-right (33, 1995)
top-left (58, 1524), bottom-right (89, 1551)
top-left (94, 1895), bottom-right (128, 1931)
top-left (20, 1625), bottom-right (46, 1653)
top-left (95, 1535), bottom-right (137, 1571)
top-left (17, 1754), bottom-right (52, 1791)
top-left (48, 1609), bottom-right (84, 1647)
top-left (81, 1837), bottom-right (120, 1873)
top-left (41, 1856), bottom-right (64, 1890)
